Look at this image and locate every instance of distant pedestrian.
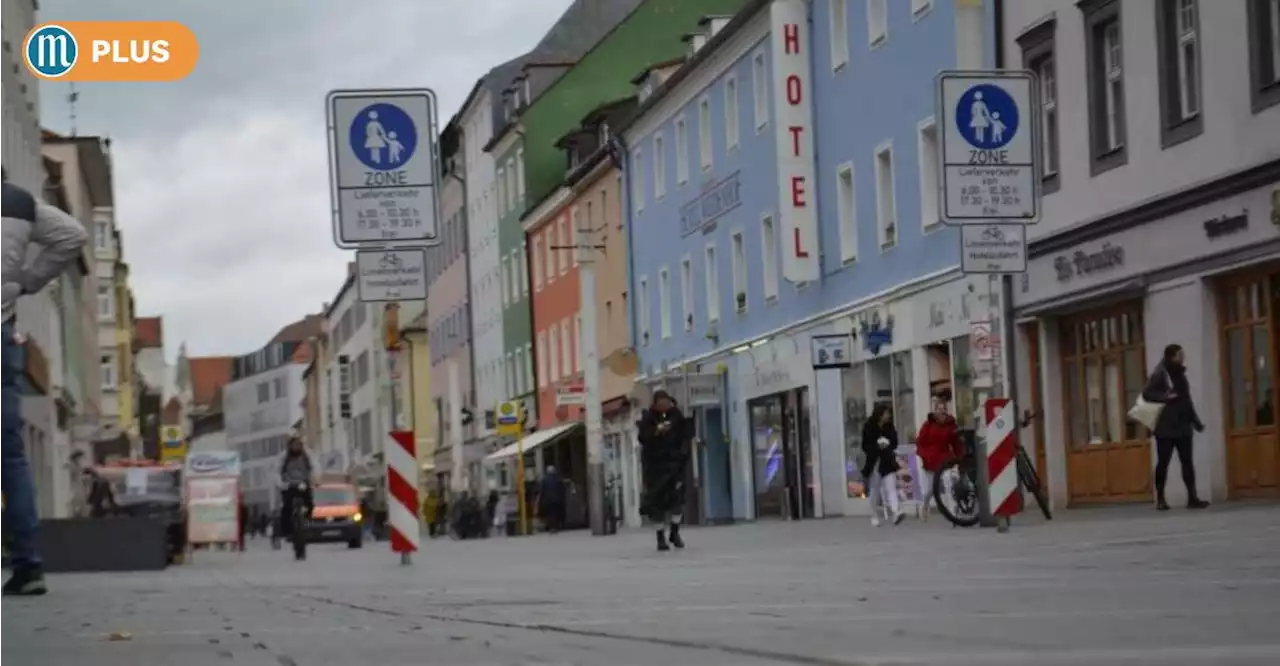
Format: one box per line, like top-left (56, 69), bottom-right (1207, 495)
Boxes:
top-left (538, 467), bottom-right (566, 534)
top-left (638, 390), bottom-right (691, 551)
top-left (3, 172), bottom-right (89, 596)
top-left (914, 402), bottom-right (963, 521)
top-left (862, 403), bottom-right (904, 527)
top-left (1143, 344), bottom-right (1210, 511)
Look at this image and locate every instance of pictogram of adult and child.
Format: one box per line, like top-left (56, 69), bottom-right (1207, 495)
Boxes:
top-left (348, 102), bottom-right (419, 171)
top-left (956, 83), bottom-right (1019, 150)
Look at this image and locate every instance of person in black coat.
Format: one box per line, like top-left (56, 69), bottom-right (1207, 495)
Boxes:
top-left (1142, 344), bottom-right (1210, 511)
top-left (538, 466), bottom-right (567, 533)
top-left (861, 403), bottom-right (905, 526)
top-left (638, 389), bottom-right (692, 551)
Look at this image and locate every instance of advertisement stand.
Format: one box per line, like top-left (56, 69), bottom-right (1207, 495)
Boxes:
top-left (184, 451), bottom-right (242, 555)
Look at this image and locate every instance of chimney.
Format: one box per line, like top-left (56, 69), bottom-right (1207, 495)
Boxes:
top-left (682, 31), bottom-right (708, 59)
top-left (705, 15), bottom-right (732, 37)
top-left (347, 261), bottom-right (356, 277)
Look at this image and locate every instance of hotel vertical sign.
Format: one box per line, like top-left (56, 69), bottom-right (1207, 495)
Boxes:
top-left (771, 0), bottom-right (820, 284)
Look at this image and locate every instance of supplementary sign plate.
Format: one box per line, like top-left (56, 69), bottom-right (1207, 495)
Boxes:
top-left (937, 70), bottom-right (1040, 223)
top-left (960, 224), bottom-right (1027, 273)
top-left (355, 248), bottom-right (427, 302)
top-left (556, 384), bottom-right (586, 407)
top-left (810, 334), bottom-right (852, 370)
top-left (327, 88), bottom-right (441, 248)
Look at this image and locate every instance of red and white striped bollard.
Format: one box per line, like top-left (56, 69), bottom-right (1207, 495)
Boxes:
top-left (984, 398), bottom-right (1022, 526)
top-left (386, 430), bottom-right (420, 563)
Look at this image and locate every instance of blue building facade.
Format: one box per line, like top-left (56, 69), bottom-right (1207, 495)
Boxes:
top-left (622, 0), bottom-right (998, 523)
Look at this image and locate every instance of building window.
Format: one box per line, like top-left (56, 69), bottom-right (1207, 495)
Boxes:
top-left (573, 315), bottom-right (582, 373)
top-left (632, 149), bottom-right (645, 213)
top-left (867, 0), bottom-right (888, 47)
top-left (257, 381), bottom-right (270, 404)
top-left (698, 96), bottom-right (713, 170)
top-left (520, 241), bottom-right (529, 295)
top-left (916, 117), bottom-right (941, 231)
top-left (1083, 0), bottom-right (1127, 175)
top-left (100, 354), bottom-right (116, 390)
top-left (675, 116), bottom-right (689, 185)
top-left (836, 163), bottom-right (857, 264)
top-left (515, 347), bottom-right (526, 395)
top-left (507, 353), bottom-right (517, 398)
top-left (506, 158), bottom-right (517, 214)
top-left (548, 325), bottom-right (560, 382)
top-left (532, 237), bottom-right (544, 290)
top-left (1018, 18), bottom-right (1060, 194)
top-left (545, 226), bottom-right (557, 283)
top-left (559, 218), bottom-right (570, 275)
top-left (760, 213), bottom-right (779, 302)
top-left (724, 76), bottom-right (740, 149)
top-left (752, 51), bottom-right (768, 130)
top-left (500, 255), bottom-right (510, 306)
top-left (537, 331), bottom-right (548, 387)
top-left (705, 244), bottom-right (720, 324)
top-left (95, 221), bottom-right (110, 249)
top-left (659, 267), bottom-right (672, 339)
top-left (731, 231), bottom-right (747, 314)
top-left (653, 131), bottom-right (666, 198)
top-left (1246, 0), bottom-right (1280, 112)
top-left (515, 148), bottom-right (525, 202)
top-left (680, 255), bottom-right (694, 332)
top-left (830, 0), bottom-right (849, 70)
top-left (524, 342), bottom-right (534, 390)
top-left (496, 167), bottom-right (507, 214)
top-left (97, 284), bottom-right (113, 319)
top-left (874, 142), bottom-right (897, 250)
top-left (638, 276), bottom-right (651, 346)
top-left (1156, 0), bottom-right (1203, 148)
top-left (560, 319), bottom-right (573, 377)
top-left (569, 206), bottom-right (581, 268)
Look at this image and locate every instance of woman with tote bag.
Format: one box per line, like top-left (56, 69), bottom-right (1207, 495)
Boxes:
top-left (1137, 344), bottom-right (1210, 511)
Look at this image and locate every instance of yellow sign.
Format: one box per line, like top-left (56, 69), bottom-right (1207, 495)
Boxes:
top-left (160, 439), bottom-right (188, 463)
top-left (161, 425), bottom-right (183, 442)
top-left (494, 400), bottom-right (523, 436)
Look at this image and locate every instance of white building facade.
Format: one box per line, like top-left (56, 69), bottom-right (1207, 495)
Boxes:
top-left (222, 346), bottom-right (307, 510)
top-left (1006, 0), bottom-right (1280, 508)
top-left (461, 84), bottom-right (504, 444)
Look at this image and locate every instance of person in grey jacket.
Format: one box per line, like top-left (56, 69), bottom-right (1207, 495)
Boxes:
top-left (1142, 344), bottom-right (1210, 511)
top-left (278, 437), bottom-right (315, 539)
top-left (3, 173), bottom-right (89, 596)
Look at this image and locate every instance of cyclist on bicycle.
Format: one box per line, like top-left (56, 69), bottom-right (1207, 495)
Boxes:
top-left (278, 437), bottom-right (314, 540)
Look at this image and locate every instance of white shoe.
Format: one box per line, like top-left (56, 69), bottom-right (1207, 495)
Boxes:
top-left (870, 515), bottom-right (882, 527)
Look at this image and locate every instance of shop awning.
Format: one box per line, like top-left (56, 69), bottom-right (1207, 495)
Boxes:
top-left (484, 422), bottom-right (583, 463)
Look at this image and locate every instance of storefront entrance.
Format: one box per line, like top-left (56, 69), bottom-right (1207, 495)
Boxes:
top-left (750, 389), bottom-right (815, 520)
top-left (1059, 302), bottom-right (1152, 505)
top-left (1217, 266), bottom-right (1280, 499)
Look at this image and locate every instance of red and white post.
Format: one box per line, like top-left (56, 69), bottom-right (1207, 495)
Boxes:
top-left (984, 399), bottom-right (1022, 525)
top-left (386, 430), bottom-right (420, 564)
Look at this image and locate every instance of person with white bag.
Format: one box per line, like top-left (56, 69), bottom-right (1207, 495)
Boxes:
top-left (861, 403), bottom-right (905, 527)
top-left (1136, 344), bottom-right (1210, 511)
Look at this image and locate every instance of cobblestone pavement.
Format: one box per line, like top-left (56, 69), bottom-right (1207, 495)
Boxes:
top-left (4, 503), bottom-right (1279, 665)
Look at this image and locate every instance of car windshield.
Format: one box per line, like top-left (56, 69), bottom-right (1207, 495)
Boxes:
top-left (313, 487), bottom-right (356, 506)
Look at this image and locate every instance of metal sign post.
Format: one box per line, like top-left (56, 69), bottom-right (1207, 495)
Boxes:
top-left (937, 70), bottom-right (1041, 531)
top-left (494, 401), bottom-right (526, 535)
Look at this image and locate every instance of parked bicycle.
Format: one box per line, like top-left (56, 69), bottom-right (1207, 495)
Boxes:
top-left (933, 409), bottom-right (1051, 527)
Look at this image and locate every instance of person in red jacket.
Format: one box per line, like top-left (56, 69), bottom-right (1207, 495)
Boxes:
top-left (915, 403), bottom-right (963, 520)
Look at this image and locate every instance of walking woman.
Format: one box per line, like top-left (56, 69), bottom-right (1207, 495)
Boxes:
top-left (638, 390), bottom-right (691, 551)
top-left (914, 402), bottom-right (963, 521)
top-left (1142, 344), bottom-right (1210, 511)
top-left (861, 403), bottom-right (905, 526)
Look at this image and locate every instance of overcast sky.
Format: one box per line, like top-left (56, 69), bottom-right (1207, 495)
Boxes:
top-left (39, 0), bottom-right (570, 360)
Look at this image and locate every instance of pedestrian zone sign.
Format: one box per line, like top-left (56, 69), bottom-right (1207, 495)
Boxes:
top-left (936, 70), bottom-right (1040, 224)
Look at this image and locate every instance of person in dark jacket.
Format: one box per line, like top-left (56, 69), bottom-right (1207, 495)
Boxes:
top-left (1142, 344), bottom-right (1210, 511)
top-left (861, 403), bottom-right (905, 526)
top-left (538, 466), bottom-right (567, 533)
top-left (638, 389), bottom-right (691, 551)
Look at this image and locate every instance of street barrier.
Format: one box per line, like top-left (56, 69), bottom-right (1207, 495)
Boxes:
top-left (984, 398), bottom-right (1022, 518)
top-left (386, 431), bottom-right (420, 562)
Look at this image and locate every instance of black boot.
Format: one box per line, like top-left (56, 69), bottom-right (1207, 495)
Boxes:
top-left (668, 524), bottom-right (685, 549)
top-left (656, 529), bottom-right (670, 552)
top-left (1157, 496), bottom-right (1171, 511)
top-left (3, 567), bottom-right (47, 596)
top-left (1187, 497), bottom-right (1210, 509)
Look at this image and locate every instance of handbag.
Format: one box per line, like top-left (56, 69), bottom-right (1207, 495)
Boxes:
top-left (1128, 368), bottom-right (1170, 430)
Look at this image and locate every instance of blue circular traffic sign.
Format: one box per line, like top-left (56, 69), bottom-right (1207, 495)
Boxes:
top-left (954, 83), bottom-right (1020, 150)
top-left (348, 102), bottom-right (419, 171)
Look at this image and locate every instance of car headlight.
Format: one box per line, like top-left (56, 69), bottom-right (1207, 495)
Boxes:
top-left (353, 512), bottom-right (363, 522)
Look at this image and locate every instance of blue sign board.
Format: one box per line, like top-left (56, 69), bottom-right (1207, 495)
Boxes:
top-left (348, 103), bottom-right (420, 171)
top-left (953, 84), bottom-right (1020, 151)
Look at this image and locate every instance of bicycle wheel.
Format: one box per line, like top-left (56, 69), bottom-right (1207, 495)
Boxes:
top-left (933, 457), bottom-right (980, 528)
top-left (292, 508), bottom-right (308, 559)
top-left (1016, 446), bottom-right (1052, 521)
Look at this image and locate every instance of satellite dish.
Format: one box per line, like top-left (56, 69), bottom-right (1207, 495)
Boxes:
top-left (602, 347), bottom-right (639, 376)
